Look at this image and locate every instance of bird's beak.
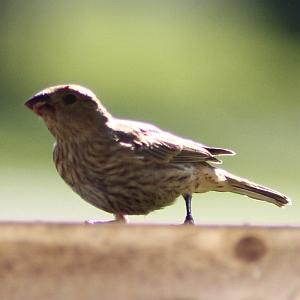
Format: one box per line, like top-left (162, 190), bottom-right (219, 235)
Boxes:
top-left (25, 94), bottom-right (54, 116)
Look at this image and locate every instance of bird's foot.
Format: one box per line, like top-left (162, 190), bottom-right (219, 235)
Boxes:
top-left (84, 214), bottom-right (128, 225)
top-left (183, 214), bottom-right (194, 225)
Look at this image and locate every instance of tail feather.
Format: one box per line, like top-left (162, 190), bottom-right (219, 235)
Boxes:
top-left (223, 171), bottom-right (291, 207)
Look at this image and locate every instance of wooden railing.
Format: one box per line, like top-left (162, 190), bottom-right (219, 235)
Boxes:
top-left (0, 223), bottom-right (299, 299)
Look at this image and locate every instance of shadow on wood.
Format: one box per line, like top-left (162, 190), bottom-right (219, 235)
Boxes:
top-left (0, 223), bottom-right (299, 300)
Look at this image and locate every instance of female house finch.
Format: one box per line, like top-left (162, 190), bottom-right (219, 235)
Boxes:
top-left (25, 85), bottom-right (291, 224)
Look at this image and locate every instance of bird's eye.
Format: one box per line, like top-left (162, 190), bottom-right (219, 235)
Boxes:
top-left (63, 94), bottom-right (77, 105)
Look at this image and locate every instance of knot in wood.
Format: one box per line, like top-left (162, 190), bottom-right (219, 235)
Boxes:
top-left (235, 235), bottom-right (266, 263)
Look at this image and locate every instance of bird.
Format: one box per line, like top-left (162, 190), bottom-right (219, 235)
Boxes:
top-left (25, 84), bottom-right (291, 224)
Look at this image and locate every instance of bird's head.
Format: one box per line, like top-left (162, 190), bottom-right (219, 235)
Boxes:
top-left (25, 85), bottom-right (111, 140)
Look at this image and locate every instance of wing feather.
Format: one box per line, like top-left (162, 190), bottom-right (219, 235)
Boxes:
top-left (110, 119), bottom-right (234, 164)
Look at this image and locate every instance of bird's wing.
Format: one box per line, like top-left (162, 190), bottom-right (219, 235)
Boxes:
top-left (111, 119), bottom-right (234, 164)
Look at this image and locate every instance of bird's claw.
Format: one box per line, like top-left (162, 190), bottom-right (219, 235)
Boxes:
top-left (84, 214), bottom-right (128, 225)
top-left (183, 214), bottom-right (195, 225)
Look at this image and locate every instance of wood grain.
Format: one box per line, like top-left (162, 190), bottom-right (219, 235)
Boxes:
top-left (0, 223), bottom-right (299, 300)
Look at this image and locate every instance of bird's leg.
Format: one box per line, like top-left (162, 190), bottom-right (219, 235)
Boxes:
top-left (183, 194), bottom-right (194, 225)
top-left (84, 214), bottom-right (128, 225)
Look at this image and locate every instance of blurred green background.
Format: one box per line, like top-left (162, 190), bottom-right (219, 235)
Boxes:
top-left (0, 0), bottom-right (299, 224)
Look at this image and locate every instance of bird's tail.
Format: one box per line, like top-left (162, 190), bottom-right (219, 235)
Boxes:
top-left (223, 171), bottom-right (291, 207)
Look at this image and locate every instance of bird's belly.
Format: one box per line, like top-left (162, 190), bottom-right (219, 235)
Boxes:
top-left (74, 181), bottom-right (180, 215)
top-left (73, 163), bottom-right (196, 215)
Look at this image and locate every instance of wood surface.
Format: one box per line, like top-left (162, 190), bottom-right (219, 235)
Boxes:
top-left (0, 223), bottom-right (299, 300)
